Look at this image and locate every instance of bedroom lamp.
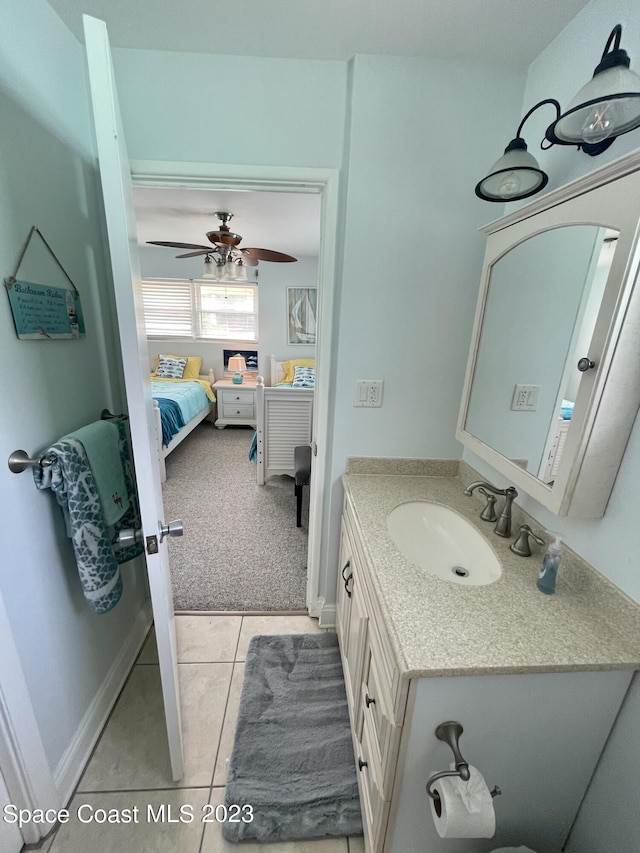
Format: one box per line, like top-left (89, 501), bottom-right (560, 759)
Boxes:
top-left (475, 99), bottom-right (560, 202)
top-left (228, 354), bottom-right (247, 384)
top-left (545, 24), bottom-right (640, 156)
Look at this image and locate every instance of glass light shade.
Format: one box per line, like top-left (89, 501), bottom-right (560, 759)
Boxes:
top-left (202, 256), bottom-right (218, 278)
top-left (549, 64), bottom-right (640, 144)
top-left (234, 262), bottom-right (248, 281)
top-left (475, 139), bottom-right (548, 202)
top-left (223, 261), bottom-right (237, 281)
top-left (228, 355), bottom-right (247, 373)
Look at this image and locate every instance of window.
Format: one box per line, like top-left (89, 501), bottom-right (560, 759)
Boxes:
top-left (141, 279), bottom-right (258, 342)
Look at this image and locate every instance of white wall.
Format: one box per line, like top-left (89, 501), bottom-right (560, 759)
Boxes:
top-left (0, 0), bottom-right (149, 781)
top-left (322, 54), bottom-right (525, 602)
top-left (464, 2), bottom-right (640, 850)
top-left (113, 48), bottom-right (347, 168)
top-left (139, 246), bottom-right (317, 382)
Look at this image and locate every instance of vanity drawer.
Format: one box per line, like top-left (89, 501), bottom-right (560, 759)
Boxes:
top-left (345, 503), bottom-right (407, 725)
top-left (222, 403), bottom-right (255, 419)
top-left (220, 389), bottom-right (254, 405)
top-left (360, 633), bottom-right (403, 798)
top-left (355, 709), bottom-right (389, 853)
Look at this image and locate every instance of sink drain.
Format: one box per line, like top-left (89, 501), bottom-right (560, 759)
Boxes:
top-left (451, 566), bottom-right (470, 578)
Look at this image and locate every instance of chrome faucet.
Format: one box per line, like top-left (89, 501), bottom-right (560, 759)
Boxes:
top-left (464, 481), bottom-right (518, 538)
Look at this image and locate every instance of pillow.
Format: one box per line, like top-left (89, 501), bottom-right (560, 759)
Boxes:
top-left (281, 358), bottom-right (315, 384)
top-left (155, 355), bottom-right (188, 379)
top-left (292, 366), bottom-right (315, 388)
top-left (152, 354), bottom-right (203, 380)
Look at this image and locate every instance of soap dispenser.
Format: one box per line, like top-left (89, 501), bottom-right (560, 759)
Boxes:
top-left (537, 534), bottom-right (562, 595)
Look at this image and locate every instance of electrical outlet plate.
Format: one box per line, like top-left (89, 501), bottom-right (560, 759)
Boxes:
top-left (511, 384), bottom-right (541, 411)
top-left (354, 380), bottom-right (384, 407)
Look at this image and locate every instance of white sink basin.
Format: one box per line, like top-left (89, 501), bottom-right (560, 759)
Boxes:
top-left (386, 501), bottom-right (502, 586)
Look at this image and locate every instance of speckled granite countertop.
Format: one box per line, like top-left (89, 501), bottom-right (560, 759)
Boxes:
top-left (342, 471), bottom-right (640, 679)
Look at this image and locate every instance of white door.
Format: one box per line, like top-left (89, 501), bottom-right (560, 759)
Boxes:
top-left (83, 14), bottom-right (184, 780)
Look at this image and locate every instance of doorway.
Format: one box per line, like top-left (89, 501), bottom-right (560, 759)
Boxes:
top-left (130, 160), bottom-right (339, 619)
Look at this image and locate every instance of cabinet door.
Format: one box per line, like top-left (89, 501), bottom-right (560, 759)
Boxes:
top-left (336, 523), bottom-right (352, 648)
top-left (336, 519), bottom-right (369, 722)
top-left (345, 569), bottom-right (368, 717)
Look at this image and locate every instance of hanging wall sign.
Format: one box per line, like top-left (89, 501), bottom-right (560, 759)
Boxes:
top-left (5, 279), bottom-right (85, 339)
top-left (4, 226), bottom-right (86, 340)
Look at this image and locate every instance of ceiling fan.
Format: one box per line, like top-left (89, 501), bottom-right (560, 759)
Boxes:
top-left (147, 211), bottom-right (297, 280)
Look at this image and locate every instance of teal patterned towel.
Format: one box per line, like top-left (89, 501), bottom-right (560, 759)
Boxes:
top-left (67, 421), bottom-right (129, 525)
top-left (33, 418), bottom-right (143, 614)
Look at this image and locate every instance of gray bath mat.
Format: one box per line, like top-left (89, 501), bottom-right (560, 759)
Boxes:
top-left (222, 632), bottom-right (363, 843)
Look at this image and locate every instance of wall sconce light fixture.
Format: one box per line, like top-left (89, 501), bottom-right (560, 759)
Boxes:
top-left (475, 99), bottom-right (560, 202)
top-left (476, 24), bottom-right (640, 202)
top-left (545, 24), bottom-right (640, 156)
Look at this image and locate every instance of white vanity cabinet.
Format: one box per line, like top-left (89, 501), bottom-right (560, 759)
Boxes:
top-left (337, 506), bottom-right (408, 851)
top-left (337, 495), bottom-right (634, 853)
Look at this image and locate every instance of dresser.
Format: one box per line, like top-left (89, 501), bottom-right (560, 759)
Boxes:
top-left (213, 379), bottom-right (257, 428)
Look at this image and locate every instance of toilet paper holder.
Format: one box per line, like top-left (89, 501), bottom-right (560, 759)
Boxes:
top-left (426, 721), bottom-right (502, 804)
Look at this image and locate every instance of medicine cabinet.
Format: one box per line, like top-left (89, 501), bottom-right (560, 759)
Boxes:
top-left (457, 152), bottom-right (640, 516)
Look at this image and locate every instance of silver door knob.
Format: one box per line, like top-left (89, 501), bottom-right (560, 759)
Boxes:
top-left (160, 520), bottom-right (184, 542)
top-left (117, 528), bottom-right (142, 547)
top-left (577, 357), bottom-right (596, 371)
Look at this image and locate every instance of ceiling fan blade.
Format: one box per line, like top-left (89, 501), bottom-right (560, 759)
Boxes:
top-left (147, 241), bottom-right (212, 251)
top-left (242, 248), bottom-right (297, 263)
top-left (175, 250), bottom-right (215, 258)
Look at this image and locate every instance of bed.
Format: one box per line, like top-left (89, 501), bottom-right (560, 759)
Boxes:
top-left (254, 355), bottom-right (314, 485)
top-left (150, 355), bottom-right (216, 482)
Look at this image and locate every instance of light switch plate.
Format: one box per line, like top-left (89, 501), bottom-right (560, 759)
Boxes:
top-left (354, 380), bottom-right (384, 407)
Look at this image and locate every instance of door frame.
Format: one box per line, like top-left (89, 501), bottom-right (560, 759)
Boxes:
top-left (131, 160), bottom-right (339, 616)
top-left (0, 588), bottom-right (60, 844)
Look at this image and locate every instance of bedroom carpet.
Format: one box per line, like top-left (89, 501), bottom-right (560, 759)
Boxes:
top-left (162, 423), bottom-right (309, 611)
top-left (222, 633), bottom-right (362, 843)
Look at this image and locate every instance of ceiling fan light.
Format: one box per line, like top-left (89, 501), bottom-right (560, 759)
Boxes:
top-left (202, 255), bottom-right (217, 279)
top-left (234, 262), bottom-right (248, 281)
top-left (475, 138), bottom-right (548, 202)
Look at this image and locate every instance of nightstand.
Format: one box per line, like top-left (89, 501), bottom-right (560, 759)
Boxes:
top-left (213, 379), bottom-right (257, 428)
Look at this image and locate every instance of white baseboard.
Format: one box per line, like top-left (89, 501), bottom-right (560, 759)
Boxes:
top-left (53, 602), bottom-right (152, 804)
top-left (319, 603), bottom-right (336, 629)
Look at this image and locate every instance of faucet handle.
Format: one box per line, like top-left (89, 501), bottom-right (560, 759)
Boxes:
top-left (510, 524), bottom-right (545, 557)
top-left (477, 488), bottom-right (498, 522)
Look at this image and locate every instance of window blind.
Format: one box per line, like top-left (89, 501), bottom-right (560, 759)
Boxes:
top-left (141, 279), bottom-right (258, 341)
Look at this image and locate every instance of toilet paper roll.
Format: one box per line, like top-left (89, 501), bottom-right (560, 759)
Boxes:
top-left (429, 766), bottom-right (496, 838)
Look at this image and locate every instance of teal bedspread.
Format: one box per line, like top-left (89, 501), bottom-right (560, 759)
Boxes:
top-left (151, 381), bottom-right (210, 446)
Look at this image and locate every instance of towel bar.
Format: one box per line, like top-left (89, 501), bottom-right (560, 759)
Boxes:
top-left (101, 409), bottom-right (128, 420)
top-left (8, 449), bottom-right (56, 474)
top-left (8, 410), bottom-right (128, 473)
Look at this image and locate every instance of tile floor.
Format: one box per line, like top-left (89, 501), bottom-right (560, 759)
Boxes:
top-left (36, 614), bottom-right (365, 853)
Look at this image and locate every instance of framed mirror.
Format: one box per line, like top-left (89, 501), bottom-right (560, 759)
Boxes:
top-left (457, 153), bottom-right (640, 516)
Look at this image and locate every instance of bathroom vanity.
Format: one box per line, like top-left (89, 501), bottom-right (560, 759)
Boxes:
top-left (337, 467), bottom-right (640, 853)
